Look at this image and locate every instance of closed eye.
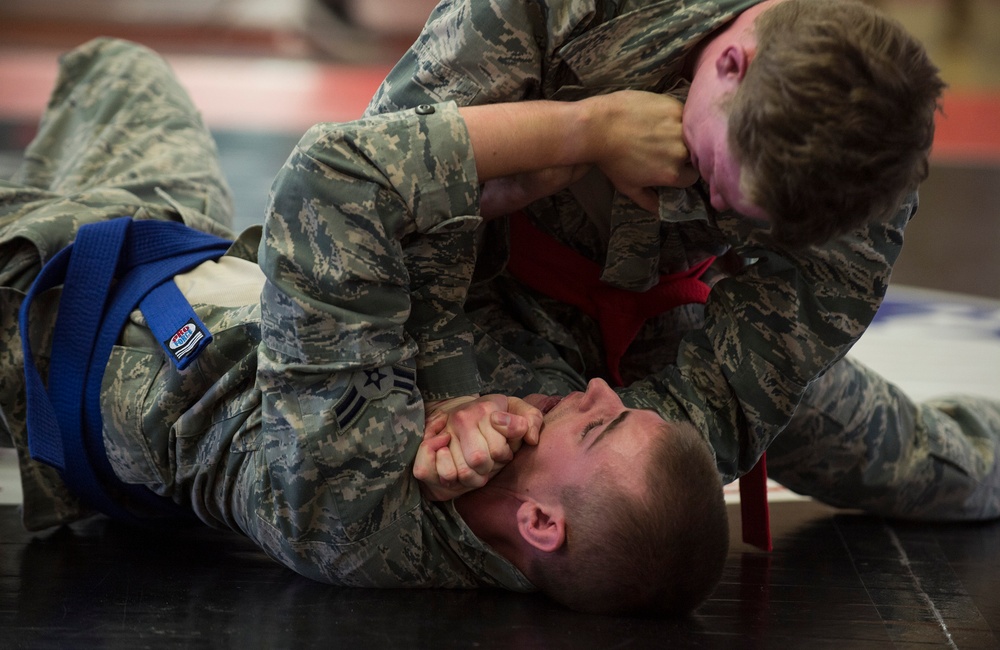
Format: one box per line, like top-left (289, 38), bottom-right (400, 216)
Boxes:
top-left (581, 419), bottom-right (604, 438)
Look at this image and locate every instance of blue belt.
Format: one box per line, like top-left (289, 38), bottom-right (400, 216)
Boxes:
top-left (20, 216), bottom-right (233, 520)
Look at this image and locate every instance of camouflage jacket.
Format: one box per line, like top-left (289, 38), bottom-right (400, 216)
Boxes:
top-left (1, 38), bottom-right (531, 591)
top-left (244, 104), bottom-right (531, 590)
top-left (366, 0), bottom-right (914, 481)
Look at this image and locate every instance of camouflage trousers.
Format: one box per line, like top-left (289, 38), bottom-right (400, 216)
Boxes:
top-left (0, 37), bottom-right (236, 528)
top-left (767, 355), bottom-right (1000, 521)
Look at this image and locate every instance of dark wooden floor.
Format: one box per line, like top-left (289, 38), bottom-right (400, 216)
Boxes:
top-left (2, 500), bottom-right (998, 649)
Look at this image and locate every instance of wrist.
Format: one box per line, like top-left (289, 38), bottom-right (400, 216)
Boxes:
top-left (574, 94), bottom-right (615, 169)
top-left (425, 395), bottom-right (480, 418)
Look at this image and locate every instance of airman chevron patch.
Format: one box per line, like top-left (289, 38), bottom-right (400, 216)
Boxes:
top-left (334, 365), bottom-right (416, 430)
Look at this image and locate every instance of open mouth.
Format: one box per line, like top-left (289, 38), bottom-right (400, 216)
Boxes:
top-left (537, 395), bottom-right (563, 414)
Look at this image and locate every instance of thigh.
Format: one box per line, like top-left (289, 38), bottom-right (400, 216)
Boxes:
top-left (766, 356), bottom-right (1000, 521)
top-left (13, 38), bottom-right (234, 230)
top-left (2, 39), bottom-right (237, 286)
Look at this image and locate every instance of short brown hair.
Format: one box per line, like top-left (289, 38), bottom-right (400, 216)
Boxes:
top-left (530, 422), bottom-right (729, 616)
top-left (729, 0), bottom-right (945, 248)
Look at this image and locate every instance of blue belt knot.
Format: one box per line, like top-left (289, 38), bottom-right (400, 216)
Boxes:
top-left (19, 216), bottom-right (233, 521)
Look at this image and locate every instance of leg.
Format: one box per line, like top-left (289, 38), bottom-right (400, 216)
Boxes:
top-left (13, 37), bottom-right (234, 230)
top-left (0, 38), bottom-right (235, 528)
top-left (1, 38), bottom-right (234, 293)
top-left (766, 356), bottom-right (1000, 521)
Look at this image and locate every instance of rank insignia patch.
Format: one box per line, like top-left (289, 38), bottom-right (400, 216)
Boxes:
top-left (334, 365), bottom-right (416, 430)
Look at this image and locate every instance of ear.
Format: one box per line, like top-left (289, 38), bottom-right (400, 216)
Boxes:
top-left (715, 45), bottom-right (750, 84)
top-left (516, 500), bottom-right (566, 553)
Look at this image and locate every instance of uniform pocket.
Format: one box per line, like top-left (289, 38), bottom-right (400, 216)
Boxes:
top-left (923, 398), bottom-right (998, 481)
top-left (100, 346), bottom-right (169, 486)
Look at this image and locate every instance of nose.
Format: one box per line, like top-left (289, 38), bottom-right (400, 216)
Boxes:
top-left (580, 377), bottom-right (614, 410)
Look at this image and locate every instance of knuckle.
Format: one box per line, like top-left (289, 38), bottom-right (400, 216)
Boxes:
top-left (451, 409), bottom-right (474, 427)
top-left (456, 467), bottom-right (484, 486)
top-left (466, 449), bottom-right (489, 470)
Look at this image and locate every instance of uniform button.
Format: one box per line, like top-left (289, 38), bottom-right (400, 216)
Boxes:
top-left (414, 104), bottom-right (435, 115)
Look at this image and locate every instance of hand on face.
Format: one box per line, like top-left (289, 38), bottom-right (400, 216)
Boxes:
top-left (414, 395), bottom-right (543, 501)
top-left (585, 90), bottom-right (700, 212)
top-left (513, 379), bottom-right (670, 497)
top-left (413, 381), bottom-right (669, 503)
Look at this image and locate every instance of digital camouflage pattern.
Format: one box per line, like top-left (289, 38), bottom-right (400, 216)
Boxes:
top-left (1, 37), bottom-right (236, 530)
top-left (0, 38), bottom-right (533, 591)
top-left (767, 358), bottom-right (1000, 521)
top-left (247, 100), bottom-right (531, 589)
top-left (368, 0), bottom-right (764, 293)
top-left (369, 0), bottom-right (1000, 518)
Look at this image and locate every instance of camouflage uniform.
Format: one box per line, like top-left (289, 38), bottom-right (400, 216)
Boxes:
top-left (367, 0), bottom-right (1000, 519)
top-left (0, 39), bottom-right (534, 591)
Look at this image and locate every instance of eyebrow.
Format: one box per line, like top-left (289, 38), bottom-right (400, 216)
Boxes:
top-left (588, 411), bottom-right (631, 450)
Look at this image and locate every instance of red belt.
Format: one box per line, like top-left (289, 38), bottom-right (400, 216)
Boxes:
top-left (506, 212), bottom-right (771, 551)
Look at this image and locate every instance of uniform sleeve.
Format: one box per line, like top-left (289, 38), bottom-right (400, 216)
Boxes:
top-left (246, 103), bottom-right (489, 587)
top-left (365, 0), bottom-right (604, 114)
top-left (622, 198), bottom-right (914, 482)
top-left (259, 102), bottom-right (483, 399)
top-left (364, 0), bottom-right (760, 114)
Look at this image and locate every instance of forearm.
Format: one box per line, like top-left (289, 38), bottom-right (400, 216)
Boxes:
top-left (461, 92), bottom-right (694, 214)
top-left (460, 101), bottom-right (590, 182)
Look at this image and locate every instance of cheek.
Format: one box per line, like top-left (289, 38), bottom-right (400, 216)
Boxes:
top-left (681, 119), bottom-right (695, 150)
top-left (533, 433), bottom-right (567, 465)
top-left (681, 104), bottom-right (705, 154)
top-left (714, 154), bottom-right (748, 207)
top-left (708, 187), bottom-right (730, 212)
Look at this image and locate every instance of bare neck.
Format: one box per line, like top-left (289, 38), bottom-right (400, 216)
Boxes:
top-left (455, 488), bottom-right (534, 577)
